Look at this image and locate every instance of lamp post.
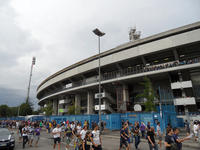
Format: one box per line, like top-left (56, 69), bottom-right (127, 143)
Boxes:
top-left (93, 28), bottom-right (105, 130)
top-left (26, 57), bottom-right (36, 103)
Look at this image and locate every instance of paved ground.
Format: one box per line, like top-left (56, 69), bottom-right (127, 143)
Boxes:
top-left (11, 130), bottom-right (199, 150)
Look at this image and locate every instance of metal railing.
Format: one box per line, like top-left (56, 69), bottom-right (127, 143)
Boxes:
top-left (40, 57), bottom-right (200, 99)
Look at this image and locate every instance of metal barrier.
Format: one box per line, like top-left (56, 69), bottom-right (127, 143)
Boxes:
top-left (0, 111), bottom-right (183, 131)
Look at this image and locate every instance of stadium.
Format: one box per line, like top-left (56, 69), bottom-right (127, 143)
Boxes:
top-left (37, 21), bottom-right (200, 117)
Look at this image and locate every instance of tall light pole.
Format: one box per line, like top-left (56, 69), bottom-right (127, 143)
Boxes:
top-left (26, 57), bottom-right (36, 103)
top-left (93, 28), bottom-right (105, 130)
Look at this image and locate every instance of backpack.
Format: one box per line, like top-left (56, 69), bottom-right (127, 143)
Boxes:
top-left (171, 143), bottom-right (178, 150)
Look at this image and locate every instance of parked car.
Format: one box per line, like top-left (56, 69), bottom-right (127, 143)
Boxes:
top-left (0, 128), bottom-right (15, 150)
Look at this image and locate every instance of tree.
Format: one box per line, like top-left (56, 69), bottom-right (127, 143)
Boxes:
top-left (32, 109), bottom-right (42, 115)
top-left (10, 107), bottom-right (18, 116)
top-left (136, 76), bottom-right (156, 112)
top-left (68, 103), bottom-right (81, 115)
top-left (19, 102), bottom-right (33, 116)
top-left (42, 102), bottom-right (53, 116)
top-left (0, 105), bottom-right (10, 117)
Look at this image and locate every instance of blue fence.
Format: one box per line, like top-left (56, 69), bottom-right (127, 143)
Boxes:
top-left (101, 114), bottom-right (121, 130)
top-left (50, 114), bottom-right (99, 129)
top-left (0, 111), bottom-right (183, 131)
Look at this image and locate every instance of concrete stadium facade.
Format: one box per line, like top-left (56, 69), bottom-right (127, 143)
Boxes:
top-left (37, 21), bottom-right (200, 116)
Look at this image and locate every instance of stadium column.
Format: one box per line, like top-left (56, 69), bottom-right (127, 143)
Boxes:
top-left (75, 94), bottom-right (81, 114)
top-left (53, 99), bottom-right (58, 115)
top-left (122, 84), bottom-right (129, 112)
top-left (87, 91), bottom-right (94, 114)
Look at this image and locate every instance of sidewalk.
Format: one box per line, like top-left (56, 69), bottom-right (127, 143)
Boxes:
top-left (102, 129), bottom-right (200, 149)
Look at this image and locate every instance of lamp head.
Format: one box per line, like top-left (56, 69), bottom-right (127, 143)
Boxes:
top-left (93, 28), bottom-right (105, 37)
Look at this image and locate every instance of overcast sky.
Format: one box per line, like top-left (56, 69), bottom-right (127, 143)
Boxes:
top-left (0, 0), bottom-right (199, 108)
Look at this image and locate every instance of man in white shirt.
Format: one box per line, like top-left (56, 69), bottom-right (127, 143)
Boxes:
top-left (91, 125), bottom-right (102, 150)
top-left (28, 124), bottom-right (34, 147)
top-left (76, 123), bottom-right (82, 135)
top-left (193, 121), bottom-right (199, 141)
top-left (52, 124), bottom-right (61, 150)
top-left (22, 124), bottom-right (29, 149)
top-left (80, 125), bottom-right (87, 140)
top-left (70, 122), bottom-right (75, 131)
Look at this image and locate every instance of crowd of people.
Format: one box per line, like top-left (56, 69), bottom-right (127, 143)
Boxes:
top-left (0, 120), bottom-right (42, 148)
top-left (50, 120), bottom-right (102, 150)
top-left (119, 120), bottom-right (200, 150)
top-left (0, 120), bottom-right (102, 150)
top-left (0, 119), bottom-right (200, 150)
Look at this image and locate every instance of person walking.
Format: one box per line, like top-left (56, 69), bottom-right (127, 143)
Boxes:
top-left (193, 121), bottom-right (199, 141)
top-left (147, 127), bottom-right (158, 150)
top-left (124, 123), bottom-right (131, 150)
top-left (28, 123), bottom-right (34, 147)
top-left (52, 124), bottom-right (61, 150)
top-left (76, 123), bottom-right (82, 135)
top-left (119, 123), bottom-right (129, 150)
top-left (156, 122), bottom-right (162, 150)
top-left (22, 123), bottom-right (29, 149)
top-left (65, 123), bottom-right (74, 150)
top-left (184, 120), bottom-right (190, 134)
top-left (91, 125), bottom-right (102, 150)
top-left (18, 122), bottom-right (23, 143)
top-left (34, 125), bottom-right (41, 147)
top-left (173, 127), bottom-right (190, 150)
top-left (134, 122), bottom-right (140, 150)
top-left (74, 134), bottom-right (82, 150)
top-left (140, 122), bottom-right (146, 138)
top-left (164, 128), bottom-right (176, 150)
top-left (80, 126), bottom-right (88, 141)
top-left (83, 131), bottom-right (93, 150)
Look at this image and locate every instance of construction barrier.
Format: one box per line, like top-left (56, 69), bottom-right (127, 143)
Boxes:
top-left (0, 111), bottom-right (183, 131)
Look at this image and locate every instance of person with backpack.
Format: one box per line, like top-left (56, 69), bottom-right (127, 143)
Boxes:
top-left (134, 122), bottom-right (140, 150)
top-left (164, 128), bottom-right (177, 150)
top-left (119, 123), bottom-right (129, 150)
top-left (147, 127), bottom-right (158, 150)
top-left (65, 123), bottom-right (74, 150)
top-left (83, 131), bottom-right (93, 150)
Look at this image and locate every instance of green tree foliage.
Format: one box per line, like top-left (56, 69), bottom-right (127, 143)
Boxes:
top-left (0, 105), bottom-right (10, 117)
top-left (136, 76), bottom-right (156, 112)
top-left (32, 109), bottom-right (42, 115)
top-left (19, 102), bottom-right (33, 116)
top-left (68, 103), bottom-right (81, 115)
top-left (10, 107), bottom-right (18, 116)
top-left (42, 102), bottom-right (53, 116)
top-left (68, 104), bottom-right (76, 115)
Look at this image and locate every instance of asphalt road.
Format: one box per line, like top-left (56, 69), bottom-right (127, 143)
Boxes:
top-left (12, 130), bottom-right (199, 150)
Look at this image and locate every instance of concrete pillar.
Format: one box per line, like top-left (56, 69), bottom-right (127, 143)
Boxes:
top-left (141, 56), bottom-right (147, 65)
top-left (53, 99), bottom-right (58, 115)
top-left (173, 49), bottom-right (179, 60)
top-left (122, 84), bottom-right (129, 112)
top-left (75, 94), bottom-right (81, 114)
top-left (87, 91), bottom-right (94, 114)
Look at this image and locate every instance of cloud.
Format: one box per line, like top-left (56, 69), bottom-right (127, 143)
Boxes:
top-left (0, 0), bottom-right (42, 106)
top-left (0, 0), bottom-right (199, 108)
top-left (0, 87), bottom-right (25, 106)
